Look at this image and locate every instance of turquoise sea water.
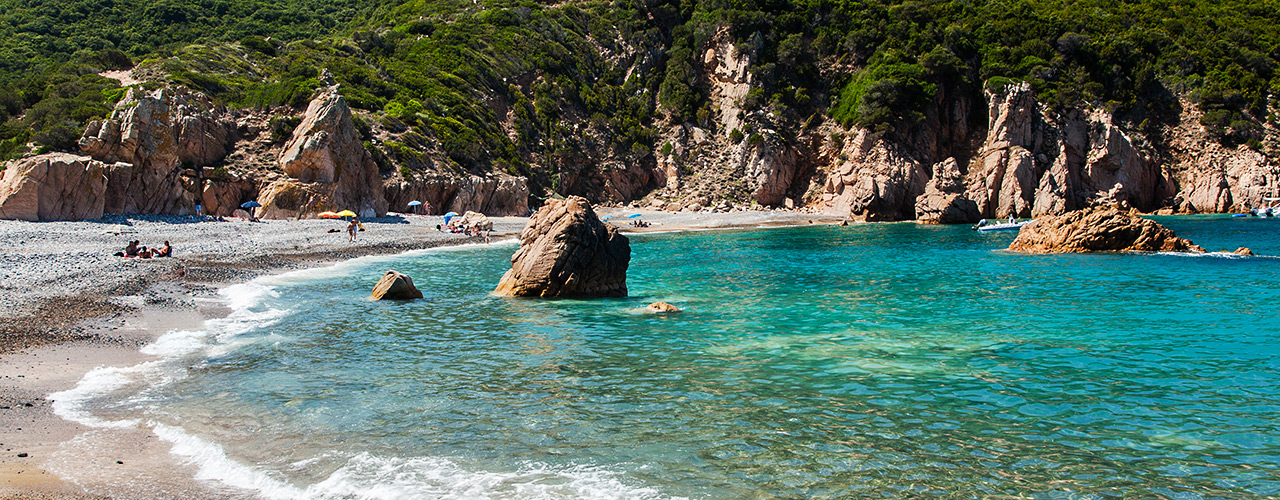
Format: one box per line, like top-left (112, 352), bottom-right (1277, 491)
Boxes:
top-left (57, 216), bottom-right (1280, 499)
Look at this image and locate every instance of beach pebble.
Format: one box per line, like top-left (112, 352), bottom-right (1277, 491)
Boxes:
top-left (17, 452), bottom-right (28, 457)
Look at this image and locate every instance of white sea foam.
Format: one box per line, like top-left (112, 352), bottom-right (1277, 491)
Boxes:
top-left (50, 363), bottom-right (148, 428)
top-left (151, 425), bottom-right (679, 500)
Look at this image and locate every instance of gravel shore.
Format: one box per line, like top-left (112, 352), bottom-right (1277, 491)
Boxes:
top-left (0, 208), bottom-right (842, 498)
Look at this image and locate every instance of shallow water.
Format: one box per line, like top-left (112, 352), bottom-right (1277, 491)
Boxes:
top-left (57, 216), bottom-right (1280, 499)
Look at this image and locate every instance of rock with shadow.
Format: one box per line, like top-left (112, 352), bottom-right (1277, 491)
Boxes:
top-left (494, 196), bottom-right (629, 298)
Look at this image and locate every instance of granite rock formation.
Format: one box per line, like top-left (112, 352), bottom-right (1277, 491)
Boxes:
top-left (822, 130), bottom-right (929, 221)
top-left (0, 153), bottom-right (110, 221)
top-left (1008, 207), bottom-right (1204, 254)
top-left (258, 86), bottom-right (387, 219)
top-left (915, 158), bottom-right (981, 223)
top-left (493, 196), bottom-right (630, 298)
top-left (384, 174), bottom-right (529, 216)
top-left (371, 270), bottom-right (424, 300)
top-left (80, 86), bottom-right (238, 215)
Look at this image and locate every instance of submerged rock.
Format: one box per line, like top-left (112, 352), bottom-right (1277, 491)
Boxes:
top-left (646, 302), bottom-right (681, 313)
top-left (371, 270), bottom-right (423, 300)
top-left (493, 196), bottom-right (630, 298)
top-left (1008, 207), bottom-right (1205, 254)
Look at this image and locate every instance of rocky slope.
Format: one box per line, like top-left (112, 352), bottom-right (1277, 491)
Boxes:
top-left (2, 42), bottom-right (1276, 222)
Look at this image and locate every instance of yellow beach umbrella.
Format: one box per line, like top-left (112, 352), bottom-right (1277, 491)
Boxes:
top-left (335, 210), bottom-right (358, 218)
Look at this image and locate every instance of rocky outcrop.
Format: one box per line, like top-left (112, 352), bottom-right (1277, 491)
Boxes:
top-left (80, 86), bottom-right (238, 215)
top-left (259, 86), bottom-right (386, 219)
top-left (493, 196), bottom-right (629, 298)
top-left (1008, 207), bottom-right (1204, 254)
top-left (371, 270), bottom-right (423, 300)
top-left (384, 173), bottom-right (529, 216)
top-left (823, 130), bottom-right (929, 221)
top-left (915, 158), bottom-right (980, 223)
top-left (1163, 101), bottom-right (1279, 213)
top-left (0, 153), bottom-right (111, 221)
top-left (201, 174), bottom-right (258, 217)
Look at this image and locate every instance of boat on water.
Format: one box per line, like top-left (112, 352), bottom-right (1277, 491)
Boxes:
top-left (974, 217), bottom-right (1033, 232)
top-left (1246, 197), bottom-right (1280, 218)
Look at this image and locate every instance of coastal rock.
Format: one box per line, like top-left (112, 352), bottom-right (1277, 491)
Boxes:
top-left (1008, 208), bottom-right (1204, 254)
top-left (261, 86), bottom-right (386, 219)
top-left (958, 84), bottom-right (1167, 218)
top-left (201, 174), bottom-right (257, 217)
top-left (915, 158), bottom-right (981, 223)
top-left (384, 173), bottom-right (529, 216)
top-left (371, 270), bottom-right (424, 300)
top-left (493, 196), bottom-right (630, 298)
top-left (646, 301), bottom-right (681, 313)
top-left (1234, 247), bottom-right (1254, 256)
top-left (0, 153), bottom-right (108, 221)
top-left (80, 86), bottom-right (238, 215)
top-left (823, 130), bottom-right (929, 221)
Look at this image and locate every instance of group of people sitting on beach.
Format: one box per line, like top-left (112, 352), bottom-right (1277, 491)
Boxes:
top-left (115, 240), bottom-right (172, 259)
top-left (629, 219), bottom-right (651, 228)
top-left (436, 224), bottom-right (491, 243)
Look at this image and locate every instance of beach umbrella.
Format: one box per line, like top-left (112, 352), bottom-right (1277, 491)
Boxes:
top-left (443, 211), bottom-right (458, 224)
top-left (627, 213), bottom-right (642, 218)
top-left (336, 210), bottom-right (358, 217)
top-left (601, 215), bottom-right (615, 220)
top-left (317, 211), bottom-right (340, 219)
top-left (240, 201), bottom-right (262, 208)
top-left (407, 200), bottom-right (423, 207)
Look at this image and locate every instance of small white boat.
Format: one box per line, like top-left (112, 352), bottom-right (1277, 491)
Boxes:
top-left (975, 217), bottom-right (1033, 232)
top-left (1248, 198), bottom-right (1280, 218)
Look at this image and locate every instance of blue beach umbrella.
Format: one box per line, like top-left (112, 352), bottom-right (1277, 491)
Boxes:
top-left (240, 201), bottom-right (262, 208)
top-left (407, 201), bottom-right (422, 207)
top-left (601, 215), bottom-right (615, 220)
top-left (627, 213), bottom-right (642, 218)
top-left (443, 211), bottom-right (459, 224)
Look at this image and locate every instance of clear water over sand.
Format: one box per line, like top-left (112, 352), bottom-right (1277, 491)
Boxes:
top-left (60, 216), bottom-right (1280, 498)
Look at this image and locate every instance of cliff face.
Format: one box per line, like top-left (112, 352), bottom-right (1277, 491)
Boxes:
top-left (80, 86), bottom-right (239, 215)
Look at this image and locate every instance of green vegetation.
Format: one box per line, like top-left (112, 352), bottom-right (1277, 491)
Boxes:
top-left (2, 0), bottom-right (1278, 186)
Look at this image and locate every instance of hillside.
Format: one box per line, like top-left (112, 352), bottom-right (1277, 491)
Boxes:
top-left (1, 0), bottom-right (1278, 220)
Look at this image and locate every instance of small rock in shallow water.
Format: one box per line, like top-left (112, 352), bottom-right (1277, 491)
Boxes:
top-left (646, 302), bottom-right (681, 313)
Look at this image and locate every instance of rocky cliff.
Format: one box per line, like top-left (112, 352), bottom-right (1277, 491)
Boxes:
top-left (80, 86), bottom-right (239, 215)
top-left (0, 153), bottom-right (110, 221)
top-left (257, 86), bottom-right (387, 219)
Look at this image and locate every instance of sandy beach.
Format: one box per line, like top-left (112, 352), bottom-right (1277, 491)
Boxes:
top-left (0, 208), bottom-right (842, 499)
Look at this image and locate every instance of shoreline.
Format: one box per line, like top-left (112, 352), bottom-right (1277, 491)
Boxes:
top-left (0, 209), bottom-right (842, 499)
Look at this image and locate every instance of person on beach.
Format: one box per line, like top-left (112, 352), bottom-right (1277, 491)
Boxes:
top-left (348, 219), bottom-right (359, 242)
top-left (156, 241), bottom-right (172, 257)
top-left (425, 200), bottom-right (433, 215)
top-left (124, 240), bottom-right (140, 257)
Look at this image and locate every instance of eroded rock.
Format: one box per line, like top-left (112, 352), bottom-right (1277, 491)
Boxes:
top-left (1008, 208), bottom-right (1204, 254)
top-left (493, 196), bottom-right (630, 298)
top-left (260, 86), bottom-right (386, 219)
top-left (371, 270), bottom-right (423, 300)
top-left (0, 153), bottom-right (108, 221)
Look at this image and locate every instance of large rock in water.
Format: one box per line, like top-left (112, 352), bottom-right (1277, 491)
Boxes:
top-left (0, 153), bottom-right (111, 221)
top-left (371, 270), bottom-right (423, 300)
top-left (258, 86), bottom-right (386, 219)
top-left (493, 196), bottom-right (630, 298)
top-left (1008, 208), bottom-right (1204, 254)
top-left (915, 157), bottom-right (981, 223)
